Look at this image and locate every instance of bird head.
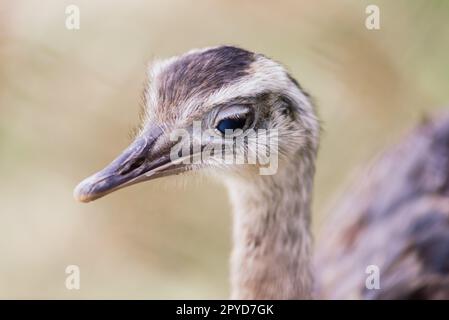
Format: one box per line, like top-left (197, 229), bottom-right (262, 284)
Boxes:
top-left (74, 46), bottom-right (319, 202)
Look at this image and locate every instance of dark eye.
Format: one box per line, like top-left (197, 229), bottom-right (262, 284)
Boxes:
top-left (216, 117), bottom-right (247, 134)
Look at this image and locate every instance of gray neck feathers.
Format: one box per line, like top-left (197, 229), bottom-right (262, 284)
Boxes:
top-left (225, 150), bottom-right (316, 299)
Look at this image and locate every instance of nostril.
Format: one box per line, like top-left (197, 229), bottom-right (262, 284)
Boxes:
top-left (119, 156), bottom-right (146, 176)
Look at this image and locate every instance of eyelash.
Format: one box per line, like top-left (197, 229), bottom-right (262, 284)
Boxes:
top-left (214, 105), bottom-right (251, 123)
top-left (225, 114), bottom-right (245, 121)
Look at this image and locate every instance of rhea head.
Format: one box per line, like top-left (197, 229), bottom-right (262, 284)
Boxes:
top-left (74, 46), bottom-right (319, 203)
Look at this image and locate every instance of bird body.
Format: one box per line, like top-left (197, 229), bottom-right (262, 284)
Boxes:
top-left (316, 113), bottom-right (449, 299)
top-left (74, 46), bottom-right (449, 299)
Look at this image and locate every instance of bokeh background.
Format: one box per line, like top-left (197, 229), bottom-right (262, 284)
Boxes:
top-left (0, 0), bottom-right (448, 298)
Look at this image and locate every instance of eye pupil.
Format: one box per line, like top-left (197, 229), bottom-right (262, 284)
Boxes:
top-left (217, 118), bottom-right (246, 134)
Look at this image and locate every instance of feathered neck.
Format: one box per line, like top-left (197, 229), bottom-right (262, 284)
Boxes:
top-left (225, 152), bottom-right (316, 299)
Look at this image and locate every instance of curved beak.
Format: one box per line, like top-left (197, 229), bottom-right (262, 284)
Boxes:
top-left (74, 126), bottom-right (185, 203)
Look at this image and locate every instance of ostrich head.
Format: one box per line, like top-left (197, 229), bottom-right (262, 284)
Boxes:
top-left (74, 46), bottom-right (319, 203)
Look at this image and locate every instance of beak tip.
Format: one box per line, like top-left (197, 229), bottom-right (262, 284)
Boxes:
top-left (73, 179), bottom-right (93, 203)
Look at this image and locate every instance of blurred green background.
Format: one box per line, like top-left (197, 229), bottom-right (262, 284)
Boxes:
top-left (0, 0), bottom-right (448, 298)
